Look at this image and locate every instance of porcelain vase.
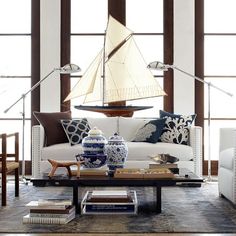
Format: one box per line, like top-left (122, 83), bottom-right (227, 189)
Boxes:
top-left (104, 133), bottom-right (128, 172)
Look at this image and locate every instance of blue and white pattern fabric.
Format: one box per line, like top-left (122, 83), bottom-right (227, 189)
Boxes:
top-left (61, 118), bottom-right (90, 145)
top-left (132, 118), bottom-right (166, 143)
top-left (159, 110), bottom-right (196, 145)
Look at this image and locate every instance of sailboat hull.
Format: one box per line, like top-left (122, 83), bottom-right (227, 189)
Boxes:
top-left (74, 105), bottom-right (153, 117)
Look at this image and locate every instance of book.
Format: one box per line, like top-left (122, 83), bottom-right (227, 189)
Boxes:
top-left (86, 197), bottom-right (133, 203)
top-left (26, 201), bottom-right (70, 210)
top-left (29, 206), bottom-right (75, 218)
top-left (30, 205), bottom-right (75, 214)
top-left (22, 210), bottom-right (75, 224)
top-left (77, 169), bottom-right (108, 176)
top-left (38, 198), bottom-right (72, 206)
top-left (91, 190), bottom-right (128, 198)
top-left (149, 163), bottom-right (178, 169)
top-left (84, 204), bottom-right (135, 213)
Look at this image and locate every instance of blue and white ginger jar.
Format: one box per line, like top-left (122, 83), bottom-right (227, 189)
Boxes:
top-left (104, 133), bottom-right (128, 171)
top-left (82, 127), bottom-right (107, 154)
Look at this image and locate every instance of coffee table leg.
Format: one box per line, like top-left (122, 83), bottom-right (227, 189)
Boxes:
top-left (156, 186), bottom-right (162, 213)
top-left (73, 186), bottom-right (80, 214)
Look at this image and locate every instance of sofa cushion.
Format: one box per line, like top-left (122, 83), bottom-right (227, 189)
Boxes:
top-left (160, 110), bottom-right (196, 145)
top-left (41, 143), bottom-right (83, 161)
top-left (219, 148), bottom-right (234, 170)
top-left (118, 117), bottom-right (149, 141)
top-left (132, 118), bottom-right (166, 143)
top-left (33, 111), bottom-right (71, 146)
top-left (87, 117), bottom-right (118, 139)
top-left (61, 118), bottom-right (90, 145)
top-left (126, 142), bottom-right (193, 162)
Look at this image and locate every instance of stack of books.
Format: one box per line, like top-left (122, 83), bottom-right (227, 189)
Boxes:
top-left (81, 190), bottom-right (137, 215)
top-left (23, 199), bottom-right (75, 224)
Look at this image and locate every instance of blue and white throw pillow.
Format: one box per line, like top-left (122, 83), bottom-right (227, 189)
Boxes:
top-left (132, 118), bottom-right (166, 143)
top-left (61, 118), bottom-right (90, 145)
top-left (159, 110), bottom-right (196, 145)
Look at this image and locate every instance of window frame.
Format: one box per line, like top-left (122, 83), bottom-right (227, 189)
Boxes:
top-left (60, 0), bottom-right (174, 115)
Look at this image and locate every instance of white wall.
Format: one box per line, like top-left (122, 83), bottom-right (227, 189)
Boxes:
top-left (39, 1), bottom-right (196, 115)
top-left (174, 0), bottom-right (195, 115)
top-left (40, 0), bottom-right (61, 112)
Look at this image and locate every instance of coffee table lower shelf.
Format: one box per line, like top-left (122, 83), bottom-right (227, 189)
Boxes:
top-left (31, 168), bottom-right (203, 215)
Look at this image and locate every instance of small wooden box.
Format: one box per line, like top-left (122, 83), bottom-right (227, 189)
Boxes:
top-left (114, 168), bottom-right (144, 179)
top-left (143, 168), bottom-right (174, 179)
top-left (114, 168), bottom-right (174, 179)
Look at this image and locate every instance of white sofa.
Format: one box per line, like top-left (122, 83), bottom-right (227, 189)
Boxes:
top-left (218, 128), bottom-right (236, 204)
top-left (32, 117), bottom-right (202, 177)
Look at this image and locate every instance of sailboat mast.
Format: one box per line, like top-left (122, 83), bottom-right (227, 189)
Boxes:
top-left (102, 29), bottom-right (106, 106)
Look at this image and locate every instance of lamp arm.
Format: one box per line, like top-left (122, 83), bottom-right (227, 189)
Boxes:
top-left (171, 65), bottom-right (233, 97)
top-left (4, 68), bottom-right (57, 113)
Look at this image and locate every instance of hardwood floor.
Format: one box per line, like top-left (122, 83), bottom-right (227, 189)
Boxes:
top-left (0, 234), bottom-right (236, 236)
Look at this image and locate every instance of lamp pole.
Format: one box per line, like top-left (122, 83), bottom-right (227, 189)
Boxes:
top-left (4, 64), bottom-right (81, 183)
top-left (148, 61), bottom-right (233, 180)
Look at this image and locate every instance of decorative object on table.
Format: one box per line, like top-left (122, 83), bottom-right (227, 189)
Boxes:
top-left (64, 15), bottom-right (166, 117)
top-left (114, 168), bottom-right (174, 179)
top-left (61, 118), bottom-right (90, 145)
top-left (104, 133), bottom-right (128, 173)
top-left (47, 159), bottom-right (82, 178)
top-left (75, 153), bottom-right (107, 169)
top-left (82, 127), bottom-right (107, 154)
top-left (150, 153), bottom-right (179, 164)
top-left (76, 127), bottom-right (108, 168)
top-left (71, 168), bottom-right (108, 177)
top-left (3, 63), bottom-right (80, 184)
top-left (148, 61), bottom-right (233, 181)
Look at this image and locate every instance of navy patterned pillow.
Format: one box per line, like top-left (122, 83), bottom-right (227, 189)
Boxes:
top-left (61, 118), bottom-right (90, 145)
top-left (132, 118), bottom-right (166, 143)
top-left (159, 110), bottom-right (196, 145)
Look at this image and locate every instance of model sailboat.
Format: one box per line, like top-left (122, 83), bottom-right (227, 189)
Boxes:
top-left (64, 15), bottom-right (166, 116)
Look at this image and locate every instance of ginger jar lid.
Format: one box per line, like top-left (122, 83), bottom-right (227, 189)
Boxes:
top-left (108, 133), bottom-right (124, 142)
top-left (88, 127), bottom-right (103, 136)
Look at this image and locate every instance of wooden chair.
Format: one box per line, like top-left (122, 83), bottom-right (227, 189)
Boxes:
top-left (0, 133), bottom-right (19, 206)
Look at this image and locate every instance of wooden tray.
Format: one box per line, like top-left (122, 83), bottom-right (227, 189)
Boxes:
top-left (114, 168), bottom-right (174, 179)
top-left (114, 168), bottom-right (143, 179)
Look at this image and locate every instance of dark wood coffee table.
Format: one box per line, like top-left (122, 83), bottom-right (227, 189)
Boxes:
top-left (31, 168), bottom-right (203, 214)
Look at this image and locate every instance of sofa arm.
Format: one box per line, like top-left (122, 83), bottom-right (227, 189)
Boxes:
top-left (189, 126), bottom-right (203, 177)
top-left (32, 125), bottom-right (45, 177)
top-left (219, 128), bottom-right (236, 152)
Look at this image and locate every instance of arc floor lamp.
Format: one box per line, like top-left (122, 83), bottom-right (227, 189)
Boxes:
top-left (148, 61), bottom-right (233, 180)
top-left (4, 63), bottom-right (81, 183)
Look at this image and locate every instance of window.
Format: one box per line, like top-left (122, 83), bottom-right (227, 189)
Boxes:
top-left (204, 0), bottom-right (236, 165)
top-left (126, 0), bottom-right (164, 117)
top-left (70, 0), bottom-right (165, 118)
top-left (70, 0), bottom-right (107, 118)
top-left (0, 0), bottom-right (31, 161)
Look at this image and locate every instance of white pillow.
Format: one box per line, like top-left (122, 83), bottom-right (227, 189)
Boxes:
top-left (87, 117), bottom-right (118, 139)
top-left (118, 117), bottom-right (151, 141)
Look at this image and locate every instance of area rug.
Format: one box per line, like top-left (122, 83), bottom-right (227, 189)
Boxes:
top-left (0, 182), bottom-right (236, 233)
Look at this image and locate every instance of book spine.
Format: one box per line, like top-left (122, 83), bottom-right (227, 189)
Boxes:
top-left (29, 212), bottom-right (74, 218)
top-left (23, 212), bottom-right (75, 225)
top-left (30, 206), bottom-right (74, 214)
top-left (85, 204), bottom-right (135, 213)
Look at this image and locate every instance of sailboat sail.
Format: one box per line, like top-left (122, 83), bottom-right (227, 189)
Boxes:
top-left (64, 15), bottom-right (166, 104)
